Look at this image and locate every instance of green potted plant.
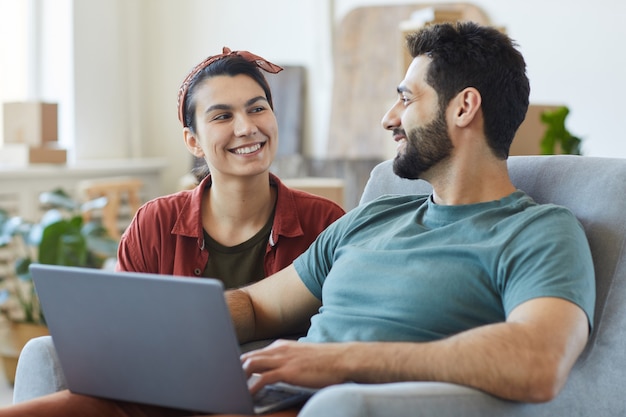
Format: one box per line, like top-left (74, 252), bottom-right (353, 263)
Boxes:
top-left (0, 188), bottom-right (119, 383)
top-left (540, 106), bottom-right (583, 155)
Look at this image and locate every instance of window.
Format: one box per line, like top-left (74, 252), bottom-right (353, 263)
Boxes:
top-left (0, 0), bottom-right (32, 144)
top-left (0, 0), bottom-right (72, 151)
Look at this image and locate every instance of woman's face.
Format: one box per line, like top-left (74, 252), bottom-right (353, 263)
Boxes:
top-left (184, 74), bottom-right (278, 180)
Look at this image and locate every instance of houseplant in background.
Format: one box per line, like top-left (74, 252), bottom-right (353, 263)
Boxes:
top-left (540, 106), bottom-right (583, 155)
top-left (0, 188), bottom-right (119, 384)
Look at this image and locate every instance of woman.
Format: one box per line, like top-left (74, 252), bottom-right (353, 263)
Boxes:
top-left (117, 47), bottom-right (345, 288)
top-left (1, 48), bottom-right (343, 417)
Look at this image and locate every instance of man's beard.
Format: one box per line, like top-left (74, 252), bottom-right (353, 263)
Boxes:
top-left (392, 109), bottom-right (453, 180)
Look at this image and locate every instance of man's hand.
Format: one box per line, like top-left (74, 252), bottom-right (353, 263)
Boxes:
top-left (241, 340), bottom-right (353, 394)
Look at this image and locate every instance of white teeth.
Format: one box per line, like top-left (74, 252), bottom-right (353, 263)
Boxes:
top-left (232, 143), bottom-right (262, 155)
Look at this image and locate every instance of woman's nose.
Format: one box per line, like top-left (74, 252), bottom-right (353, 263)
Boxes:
top-left (233, 114), bottom-right (258, 137)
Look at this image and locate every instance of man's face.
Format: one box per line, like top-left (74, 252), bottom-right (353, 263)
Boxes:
top-left (381, 56), bottom-right (453, 180)
top-left (394, 106), bottom-right (453, 180)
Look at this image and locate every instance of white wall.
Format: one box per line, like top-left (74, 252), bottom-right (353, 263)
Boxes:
top-left (40, 0), bottom-right (73, 155)
top-left (136, 0), bottom-right (334, 193)
top-left (335, 0), bottom-right (626, 158)
top-left (68, 0), bottom-right (626, 194)
top-left (72, 0), bottom-right (132, 161)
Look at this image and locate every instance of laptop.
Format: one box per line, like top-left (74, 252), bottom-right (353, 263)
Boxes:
top-left (30, 264), bottom-right (317, 415)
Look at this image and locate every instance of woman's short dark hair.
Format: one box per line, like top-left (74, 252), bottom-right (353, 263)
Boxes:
top-left (183, 55), bottom-right (274, 133)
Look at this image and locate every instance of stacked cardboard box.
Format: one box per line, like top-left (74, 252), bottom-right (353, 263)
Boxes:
top-left (1, 102), bottom-right (67, 164)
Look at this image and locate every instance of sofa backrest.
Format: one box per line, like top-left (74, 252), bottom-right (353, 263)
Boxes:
top-left (360, 155), bottom-right (626, 414)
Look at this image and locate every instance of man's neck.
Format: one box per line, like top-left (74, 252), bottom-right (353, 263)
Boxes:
top-left (428, 158), bottom-right (516, 206)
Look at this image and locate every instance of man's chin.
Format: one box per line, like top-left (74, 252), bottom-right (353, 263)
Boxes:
top-left (392, 156), bottom-right (422, 180)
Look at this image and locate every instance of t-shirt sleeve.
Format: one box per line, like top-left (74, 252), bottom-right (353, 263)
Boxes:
top-left (293, 207), bottom-right (361, 300)
top-left (499, 205), bottom-right (596, 329)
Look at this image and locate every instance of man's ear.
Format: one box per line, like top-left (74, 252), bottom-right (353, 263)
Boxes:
top-left (183, 128), bottom-right (205, 157)
top-left (453, 87), bottom-right (482, 128)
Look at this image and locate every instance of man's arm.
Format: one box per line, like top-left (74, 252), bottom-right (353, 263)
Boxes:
top-left (242, 296), bottom-right (589, 403)
top-left (226, 264), bottom-right (322, 344)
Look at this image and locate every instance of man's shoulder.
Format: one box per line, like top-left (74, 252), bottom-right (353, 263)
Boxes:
top-left (360, 193), bottom-right (429, 210)
top-left (333, 194), bottom-right (429, 229)
top-left (514, 193), bottom-right (579, 224)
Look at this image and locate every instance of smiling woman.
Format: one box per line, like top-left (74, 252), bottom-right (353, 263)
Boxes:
top-left (114, 48), bottom-right (345, 289)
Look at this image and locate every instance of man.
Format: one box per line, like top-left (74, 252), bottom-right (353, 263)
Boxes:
top-left (1, 21), bottom-right (594, 417)
top-left (236, 22), bottom-right (594, 404)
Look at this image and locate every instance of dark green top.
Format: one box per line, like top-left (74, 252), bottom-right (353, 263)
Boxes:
top-left (202, 212), bottom-right (274, 289)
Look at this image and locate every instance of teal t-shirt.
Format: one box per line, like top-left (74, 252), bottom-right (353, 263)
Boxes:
top-left (294, 191), bottom-right (595, 343)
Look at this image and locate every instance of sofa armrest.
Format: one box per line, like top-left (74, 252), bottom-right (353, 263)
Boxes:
top-left (13, 336), bottom-right (67, 404)
top-left (298, 382), bottom-right (549, 417)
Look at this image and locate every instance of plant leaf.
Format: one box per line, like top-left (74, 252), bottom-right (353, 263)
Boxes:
top-left (80, 196), bottom-right (108, 213)
top-left (39, 189), bottom-right (79, 211)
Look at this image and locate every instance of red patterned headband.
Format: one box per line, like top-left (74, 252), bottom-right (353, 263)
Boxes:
top-left (177, 46), bottom-right (283, 126)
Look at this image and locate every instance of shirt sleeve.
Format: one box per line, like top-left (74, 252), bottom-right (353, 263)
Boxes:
top-left (293, 207), bottom-right (362, 300)
top-left (499, 205), bottom-right (596, 328)
top-left (115, 206), bottom-right (149, 272)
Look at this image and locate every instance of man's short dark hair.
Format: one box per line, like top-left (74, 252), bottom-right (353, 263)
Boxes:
top-left (406, 22), bottom-right (530, 159)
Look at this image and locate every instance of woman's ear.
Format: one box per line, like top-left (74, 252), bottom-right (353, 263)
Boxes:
top-left (453, 87), bottom-right (481, 128)
top-left (183, 128), bottom-right (205, 157)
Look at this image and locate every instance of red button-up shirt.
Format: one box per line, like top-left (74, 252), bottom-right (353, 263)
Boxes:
top-left (116, 173), bottom-right (345, 278)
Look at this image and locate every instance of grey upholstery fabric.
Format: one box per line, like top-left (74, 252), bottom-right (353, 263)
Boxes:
top-left (301, 155), bottom-right (626, 416)
top-left (13, 336), bottom-right (67, 403)
top-left (13, 155), bottom-right (626, 416)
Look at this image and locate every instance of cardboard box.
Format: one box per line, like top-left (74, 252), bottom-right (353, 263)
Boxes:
top-left (2, 102), bottom-right (58, 146)
top-left (0, 143), bottom-right (67, 165)
top-left (510, 105), bottom-right (562, 156)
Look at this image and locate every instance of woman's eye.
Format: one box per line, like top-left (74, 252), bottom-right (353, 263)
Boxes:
top-left (401, 96), bottom-right (411, 105)
top-left (213, 113), bottom-right (231, 121)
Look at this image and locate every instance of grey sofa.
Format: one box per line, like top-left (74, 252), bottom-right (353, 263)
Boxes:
top-left (13, 155), bottom-right (626, 416)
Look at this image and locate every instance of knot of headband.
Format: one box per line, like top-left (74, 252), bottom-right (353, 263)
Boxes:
top-left (177, 46), bottom-right (284, 126)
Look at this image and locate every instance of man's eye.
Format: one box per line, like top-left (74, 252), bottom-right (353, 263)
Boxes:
top-left (401, 96), bottom-right (411, 105)
top-left (250, 106), bottom-right (266, 113)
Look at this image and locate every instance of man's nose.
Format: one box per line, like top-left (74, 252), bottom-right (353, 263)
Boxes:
top-left (381, 101), bottom-right (401, 130)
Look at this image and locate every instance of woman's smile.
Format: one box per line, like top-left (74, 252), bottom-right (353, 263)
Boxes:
top-left (229, 141), bottom-right (266, 155)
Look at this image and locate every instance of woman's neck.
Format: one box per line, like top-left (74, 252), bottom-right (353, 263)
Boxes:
top-left (202, 173), bottom-right (276, 246)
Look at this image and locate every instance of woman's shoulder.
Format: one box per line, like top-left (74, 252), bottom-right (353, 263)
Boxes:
top-left (135, 188), bottom-right (196, 219)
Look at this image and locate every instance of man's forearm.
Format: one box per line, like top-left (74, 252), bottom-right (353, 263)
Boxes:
top-left (343, 324), bottom-right (557, 402)
top-left (243, 329), bottom-right (562, 401)
top-left (225, 265), bottom-right (321, 344)
top-left (342, 300), bottom-right (588, 402)
top-left (225, 289), bottom-right (257, 344)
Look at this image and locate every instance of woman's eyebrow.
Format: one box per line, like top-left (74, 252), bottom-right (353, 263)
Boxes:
top-left (205, 96), bottom-right (268, 114)
top-left (245, 96), bottom-right (269, 106)
top-left (205, 103), bottom-right (232, 113)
